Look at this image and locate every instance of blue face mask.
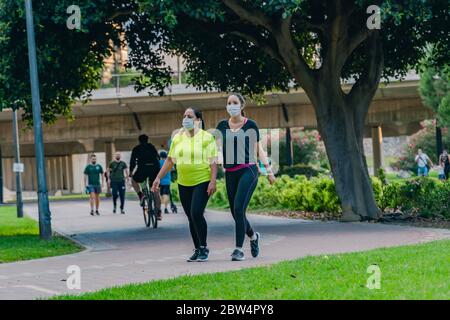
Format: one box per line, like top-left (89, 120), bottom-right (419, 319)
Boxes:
top-left (182, 117), bottom-right (195, 130)
top-left (227, 103), bottom-right (241, 117)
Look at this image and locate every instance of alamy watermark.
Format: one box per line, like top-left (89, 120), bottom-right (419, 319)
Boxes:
top-left (66, 265), bottom-right (81, 290)
top-left (367, 5), bottom-right (381, 30)
top-left (66, 5), bottom-right (81, 30)
top-left (366, 264), bottom-right (381, 290)
top-left (169, 127), bottom-right (280, 174)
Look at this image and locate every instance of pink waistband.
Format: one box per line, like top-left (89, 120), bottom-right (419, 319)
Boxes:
top-left (225, 163), bottom-right (256, 172)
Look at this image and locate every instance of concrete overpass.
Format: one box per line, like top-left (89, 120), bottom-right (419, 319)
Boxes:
top-left (0, 78), bottom-right (434, 196)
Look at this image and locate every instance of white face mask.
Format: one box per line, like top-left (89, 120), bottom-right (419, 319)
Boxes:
top-left (226, 103), bottom-right (241, 117)
top-left (182, 117), bottom-right (195, 130)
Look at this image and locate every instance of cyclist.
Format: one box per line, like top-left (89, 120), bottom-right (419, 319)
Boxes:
top-left (130, 134), bottom-right (162, 220)
top-left (158, 150), bottom-right (172, 214)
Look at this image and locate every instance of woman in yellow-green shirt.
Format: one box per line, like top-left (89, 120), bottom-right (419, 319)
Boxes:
top-left (152, 107), bottom-right (218, 262)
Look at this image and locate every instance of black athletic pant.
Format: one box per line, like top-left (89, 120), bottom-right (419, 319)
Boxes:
top-left (111, 180), bottom-right (126, 210)
top-left (225, 165), bottom-right (258, 248)
top-left (178, 181), bottom-right (210, 249)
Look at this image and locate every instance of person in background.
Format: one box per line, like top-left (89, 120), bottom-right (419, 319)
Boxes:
top-left (158, 150), bottom-right (172, 214)
top-left (130, 134), bottom-right (162, 220)
top-left (84, 154), bottom-right (104, 216)
top-left (107, 152), bottom-right (129, 214)
top-left (415, 148), bottom-right (433, 177)
top-left (439, 149), bottom-right (450, 180)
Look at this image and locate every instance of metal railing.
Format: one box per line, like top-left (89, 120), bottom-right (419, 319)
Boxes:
top-left (99, 71), bottom-right (188, 94)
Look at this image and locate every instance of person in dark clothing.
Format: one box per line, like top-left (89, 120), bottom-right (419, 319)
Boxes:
top-left (216, 93), bottom-right (276, 262)
top-left (130, 134), bottom-right (162, 219)
top-left (439, 149), bottom-right (450, 180)
top-left (107, 152), bottom-right (129, 214)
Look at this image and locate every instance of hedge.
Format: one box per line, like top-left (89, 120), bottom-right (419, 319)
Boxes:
top-left (170, 175), bottom-right (450, 219)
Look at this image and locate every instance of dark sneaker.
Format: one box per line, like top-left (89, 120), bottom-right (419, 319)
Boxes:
top-left (157, 210), bottom-right (162, 221)
top-left (113, 206), bottom-right (117, 214)
top-left (231, 249), bottom-right (245, 261)
top-left (250, 232), bottom-right (260, 258)
top-left (95, 210), bottom-right (100, 216)
top-left (138, 192), bottom-right (145, 206)
top-left (197, 247), bottom-right (209, 262)
top-left (164, 208), bottom-right (169, 214)
top-left (90, 210), bottom-right (94, 216)
top-left (187, 249), bottom-right (200, 262)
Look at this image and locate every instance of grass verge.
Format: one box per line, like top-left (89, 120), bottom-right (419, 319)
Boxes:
top-left (0, 206), bottom-right (83, 263)
top-left (55, 240), bottom-right (450, 300)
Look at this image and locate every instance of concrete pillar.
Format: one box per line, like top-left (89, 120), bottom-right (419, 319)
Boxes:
top-left (371, 126), bottom-right (383, 174)
top-left (104, 141), bottom-right (116, 168)
top-left (104, 141), bottom-right (115, 196)
top-left (286, 128), bottom-right (293, 167)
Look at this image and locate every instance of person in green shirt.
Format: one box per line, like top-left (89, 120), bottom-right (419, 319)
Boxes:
top-left (152, 107), bottom-right (218, 262)
top-left (84, 154), bottom-right (104, 216)
top-left (107, 152), bottom-right (129, 214)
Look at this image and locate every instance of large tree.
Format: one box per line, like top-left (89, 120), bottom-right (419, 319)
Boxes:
top-left (0, 0), bottom-right (134, 123)
top-left (1, 0), bottom-right (448, 221)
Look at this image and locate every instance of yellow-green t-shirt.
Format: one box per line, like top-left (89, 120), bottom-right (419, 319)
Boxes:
top-left (168, 129), bottom-right (217, 187)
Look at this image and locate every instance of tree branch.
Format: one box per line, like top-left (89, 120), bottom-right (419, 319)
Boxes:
top-left (348, 31), bottom-right (384, 115)
top-left (229, 31), bottom-right (284, 64)
top-left (107, 9), bottom-right (135, 21)
top-left (221, 0), bottom-right (315, 93)
top-left (221, 0), bottom-right (274, 32)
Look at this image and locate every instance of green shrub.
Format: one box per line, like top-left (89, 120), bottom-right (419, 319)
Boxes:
top-left (276, 164), bottom-right (327, 178)
top-left (175, 174), bottom-right (450, 220)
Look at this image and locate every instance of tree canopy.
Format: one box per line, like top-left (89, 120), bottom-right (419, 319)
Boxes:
top-left (0, 0), bottom-right (448, 219)
top-left (419, 51), bottom-right (450, 127)
top-left (0, 1), bottom-right (448, 123)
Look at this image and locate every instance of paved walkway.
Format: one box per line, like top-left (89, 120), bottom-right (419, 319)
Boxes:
top-left (1, 200), bottom-right (449, 300)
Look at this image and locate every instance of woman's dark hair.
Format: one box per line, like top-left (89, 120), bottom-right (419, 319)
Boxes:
top-left (229, 92), bottom-right (246, 117)
top-left (159, 150), bottom-right (168, 159)
top-left (187, 107), bottom-right (205, 130)
top-left (138, 134), bottom-right (149, 144)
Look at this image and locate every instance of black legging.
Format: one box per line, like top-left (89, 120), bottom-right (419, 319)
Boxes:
top-left (225, 165), bottom-right (258, 248)
top-left (178, 181), bottom-right (210, 249)
top-left (111, 180), bottom-right (126, 210)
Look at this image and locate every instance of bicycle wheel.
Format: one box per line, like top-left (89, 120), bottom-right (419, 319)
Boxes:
top-left (142, 189), bottom-right (151, 228)
top-left (148, 191), bottom-right (158, 229)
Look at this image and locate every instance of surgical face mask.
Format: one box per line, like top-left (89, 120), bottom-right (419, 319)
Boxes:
top-left (182, 117), bottom-right (195, 130)
top-left (226, 103), bottom-right (241, 117)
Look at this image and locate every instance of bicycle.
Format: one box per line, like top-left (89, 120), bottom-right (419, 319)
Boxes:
top-left (140, 178), bottom-right (158, 228)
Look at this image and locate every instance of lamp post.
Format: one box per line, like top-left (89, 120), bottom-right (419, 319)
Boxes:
top-left (24, 0), bottom-right (52, 239)
top-left (12, 109), bottom-right (24, 218)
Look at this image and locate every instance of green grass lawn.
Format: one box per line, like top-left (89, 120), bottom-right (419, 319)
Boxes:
top-left (55, 240), bottom-right (450, 300)
top-left (0, 206), bottom-right (83, 263)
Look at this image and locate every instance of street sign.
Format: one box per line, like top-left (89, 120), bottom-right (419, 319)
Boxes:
top-left (13, 163), bottom-right (24, 173)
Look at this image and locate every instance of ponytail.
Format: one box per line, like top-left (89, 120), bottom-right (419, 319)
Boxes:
top-left (188, 107), bottom-right (205, 130)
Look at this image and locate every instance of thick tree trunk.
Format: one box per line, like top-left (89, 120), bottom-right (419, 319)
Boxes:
top-left (314, 86), bottom-right (381, 221)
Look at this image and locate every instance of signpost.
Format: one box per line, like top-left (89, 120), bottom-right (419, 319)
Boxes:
top-left (12, 109), bottom-right (24, 218)
top-left (25, 0), bottom-right (52, 239)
